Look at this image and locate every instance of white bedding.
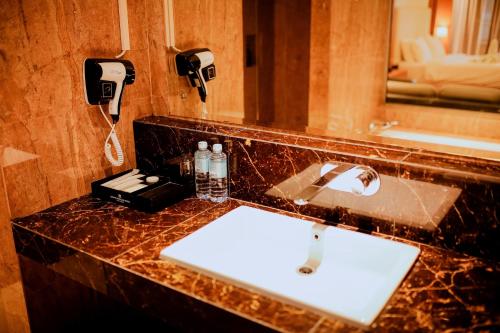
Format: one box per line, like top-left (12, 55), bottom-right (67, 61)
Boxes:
top-left (399, 54), bottom-right (500, 89)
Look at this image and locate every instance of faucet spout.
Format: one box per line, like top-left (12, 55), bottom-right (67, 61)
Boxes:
top-left (293, 163), bottom-right (380, 206)
top-left (293, 164), bottom-right (354, 205)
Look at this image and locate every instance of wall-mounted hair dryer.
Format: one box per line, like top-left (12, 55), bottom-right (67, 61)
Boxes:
top-left (83, 58), bottom-right (135, 167)
top-left (83, 58), bottom-right (135, 123)
top-left (175, 48), bottom-right (216, 103)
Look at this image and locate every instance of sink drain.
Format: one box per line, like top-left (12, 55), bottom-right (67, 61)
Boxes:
top-left (297, 265), bottom-right (315, 275)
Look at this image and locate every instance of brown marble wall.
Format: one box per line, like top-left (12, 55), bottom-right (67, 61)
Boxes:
top-left (0, 148), bottom-right (30, 333)
top-left (0, 2), bottom-right (243, 330)
top-left (0, 0), bottom-right (155, 217)
top-left (147, 0), bottom-right (245, 122)
top-left (0, 2), bottom-right (155, 330)
top-left (0, 0), bottom-right (244, 218)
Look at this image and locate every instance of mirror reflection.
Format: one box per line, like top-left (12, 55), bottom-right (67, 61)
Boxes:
top-left (243, 0), bottom-right (311, 132)
top-left (387, 0), bottom-right (500, 112)
top-left (208, 0), bottom-right (500, 160)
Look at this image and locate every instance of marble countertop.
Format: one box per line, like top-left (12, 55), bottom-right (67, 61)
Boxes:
top-left (12, 196), bottom-right (500, 332)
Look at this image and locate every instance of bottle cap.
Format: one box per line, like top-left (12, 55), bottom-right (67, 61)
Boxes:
top-left (198, 141), bottom-right (208, 149)
top-left (213, 143), bottom-right (222, 153)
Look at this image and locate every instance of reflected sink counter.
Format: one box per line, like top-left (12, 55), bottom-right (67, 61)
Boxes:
top-left (12, 196), bottom-right (500, 332)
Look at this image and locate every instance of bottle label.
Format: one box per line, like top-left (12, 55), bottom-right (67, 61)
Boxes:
top-left (195, 158), bottom-right (209, 173)
top-left (210, 160), bottom-right (227, 178)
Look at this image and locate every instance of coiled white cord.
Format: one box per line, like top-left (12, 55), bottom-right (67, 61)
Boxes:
top-left (99, 105), bottom-right (124, 166)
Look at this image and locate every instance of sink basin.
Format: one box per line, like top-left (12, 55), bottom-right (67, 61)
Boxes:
top-left (160, 206), bottom-right (420, 327)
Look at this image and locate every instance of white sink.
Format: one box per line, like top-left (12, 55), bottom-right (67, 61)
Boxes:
top-left (160, 206), bottom-right (420, 327)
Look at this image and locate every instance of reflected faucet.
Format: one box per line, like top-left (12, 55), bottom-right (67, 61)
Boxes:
top-left (293, 163), bottom-right (380, 206)
top-left (369, 120), bottom-right (399, 133)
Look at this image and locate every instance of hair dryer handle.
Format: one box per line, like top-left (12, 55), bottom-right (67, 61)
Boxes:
top-left (109, 80), bottom-right (124, 122)
top-left (194, 69), bottom-right (208, 103)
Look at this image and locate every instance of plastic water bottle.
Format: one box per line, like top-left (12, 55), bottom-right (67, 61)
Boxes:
top-left (209, 144), bottom-right (228, 202)
top-left (194, 141), bottom-right (211, 199)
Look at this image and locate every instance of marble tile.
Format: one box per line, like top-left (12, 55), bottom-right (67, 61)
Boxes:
top-left (112, 200), bottom-right (322, 333)
top-left (111, 199), bottom-right (500, 332)
top-left (57, 0), bottom-right (121, 53)
top-left (13, 225), bottom-right (107, 294)
top-left (134, 116), bottom-right (500, 261)
top-left (13, 195), bottom-right (216, 260)
top-left (135, 115), bottom-right (422, 161)
top-left (126, 0), bottom-right (149, 51)
top-left (0, 158), bottom-right (30, 332)
top-left (106, 264), bottom-right (278, 333)
top-left (120, 49), bottom-right (152, 105)
top-left (0, 0), bottom-right (156, 218)
top-left (18, 254), bottom-right (173, 333)
top-left (316, 244), bottom-right (500, 333)
top-left (145, 0), bottom-right (170, 100)
top-left (145, 0), bottom-right (245, 121)
top-left (2, 149), bottom-right (50, 218)
top-left (13, 196), bottom-right (500, 332)
top-left (0, 281), bottom-right (30, 333)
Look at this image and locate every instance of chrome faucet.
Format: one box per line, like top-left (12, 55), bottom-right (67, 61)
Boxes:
top-left (293, 163), bottom-right (380, 206)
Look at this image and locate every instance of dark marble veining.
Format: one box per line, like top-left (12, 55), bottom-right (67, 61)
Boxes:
top-left (13, 195), bottom-right (216, 260)
top-left (12, 197), bottom-right (500, 332)
top-left (137, 115), bottom-right (500, 177)
top-left (134, 116), bottom-right (500, 261)
top-left (13, 227), bottom-right (107, 294)
top-left (18, 252), bottom-right (176, 333)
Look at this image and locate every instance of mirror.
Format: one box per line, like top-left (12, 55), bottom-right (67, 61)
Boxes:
top-left (174, 0), bottom-right (500, 160)
top-left (241, 0), bottom-right (395, 140)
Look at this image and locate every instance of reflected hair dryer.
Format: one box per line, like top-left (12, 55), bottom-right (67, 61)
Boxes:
top-left (175, 48), bottom-right (216, 103)
top-left (83, 58), bottom-right (135, 123)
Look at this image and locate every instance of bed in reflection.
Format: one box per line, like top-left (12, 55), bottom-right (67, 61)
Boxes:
top-left (387, 0), bottom-right (500, 113)
top-left (387, 36), bottom-right (500, 112)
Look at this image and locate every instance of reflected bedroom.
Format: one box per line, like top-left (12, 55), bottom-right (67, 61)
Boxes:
top-left (387, 0), bottom-right (500, 112)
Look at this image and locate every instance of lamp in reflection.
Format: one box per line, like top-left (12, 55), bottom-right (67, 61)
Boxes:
top-left (436, 25), bottom-right (448, 38)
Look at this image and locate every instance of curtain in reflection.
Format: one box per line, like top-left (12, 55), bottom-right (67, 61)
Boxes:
top-left (490, 0), bottom-right (500, 50)
top-left (450, 0), bottom-right (498, 55)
